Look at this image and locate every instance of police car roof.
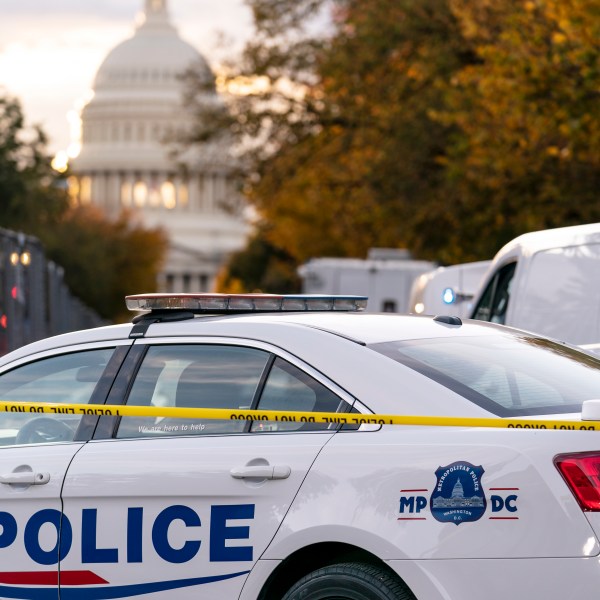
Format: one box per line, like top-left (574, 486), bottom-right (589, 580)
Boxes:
top-left (1, 287), bottom-right (526, 370)
top-left (133, 311), bottom-right (507, 350)
top-left (123, 293), bottom-right (502, 345)
top-left (0, 312), bottom-right (507, 367)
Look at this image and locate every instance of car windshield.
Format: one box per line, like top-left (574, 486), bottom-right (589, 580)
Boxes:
top-left (370, 334), bottom-right (600, 417)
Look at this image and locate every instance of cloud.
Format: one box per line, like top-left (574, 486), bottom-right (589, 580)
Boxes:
top-left (1, 0), bottom-right (139, 20)
top-left (0, 0), bottom-right (255, 152)
top-left (1, 0), bottom-right (253, 30)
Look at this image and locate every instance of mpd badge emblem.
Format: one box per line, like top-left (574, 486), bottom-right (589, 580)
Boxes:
top-left (430, 461), bottom-right (486, 525)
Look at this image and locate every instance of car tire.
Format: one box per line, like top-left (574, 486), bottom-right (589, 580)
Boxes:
top-left (281, 562), bottom-right (415, 600)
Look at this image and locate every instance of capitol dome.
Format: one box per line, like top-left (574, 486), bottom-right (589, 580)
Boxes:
top-left (93, 2), bottom-right (212, 95)
top-left (73, 0), bottom-right (217, 172)
top-left (69, 0), bottom-right (248, 294)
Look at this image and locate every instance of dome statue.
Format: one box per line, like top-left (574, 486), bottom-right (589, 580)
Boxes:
top-left (69, 0), bottom-right (248, 294)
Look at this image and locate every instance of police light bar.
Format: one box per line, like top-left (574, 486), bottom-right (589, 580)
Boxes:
top-left (125, 293), bottom-right (368, 313)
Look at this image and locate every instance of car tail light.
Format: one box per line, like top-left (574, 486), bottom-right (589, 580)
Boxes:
top-left (555, 453), bottom-right (600, 511)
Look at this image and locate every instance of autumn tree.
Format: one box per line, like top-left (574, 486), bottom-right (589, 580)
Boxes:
top-left (262, 0), bottom-right (481, 264)
top-left (40, 206), bottom-right (167, 322)
top-left (184, 0), bottom-right (477, 286)
top-left (187, 0), bottom-right (600, 281)
top-left (431, 0), bottom-right (600, 261)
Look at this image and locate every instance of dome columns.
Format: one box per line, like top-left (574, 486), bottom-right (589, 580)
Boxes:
top-left (68, 170), bottom-right (238, 218)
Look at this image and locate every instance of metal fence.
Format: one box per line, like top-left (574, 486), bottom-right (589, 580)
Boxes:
top-left (0, 228), bottom-right (105, 356)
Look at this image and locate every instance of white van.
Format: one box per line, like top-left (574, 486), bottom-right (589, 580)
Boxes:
top-left (469, 223), bottom-right (600, 346)
top-left (408, 261), bottom-right (491, 318)
top-left (299, 249), bottom-right (436, 313)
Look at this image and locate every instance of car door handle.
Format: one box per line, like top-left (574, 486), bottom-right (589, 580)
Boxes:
top-left (230, 465), bottom-right (291, 480)
top-left (0, 472), bottom-right (50, 485)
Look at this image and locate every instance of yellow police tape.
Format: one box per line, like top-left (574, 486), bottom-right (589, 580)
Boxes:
top-left (0, 400), bottom-right (598, 431)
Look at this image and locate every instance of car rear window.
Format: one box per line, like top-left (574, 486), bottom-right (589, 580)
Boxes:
top-left (370, 334), bottom-right (600, 417)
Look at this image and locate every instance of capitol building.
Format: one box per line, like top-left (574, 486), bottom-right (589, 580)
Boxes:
top-left (69, 0), bottom-right (248, 293)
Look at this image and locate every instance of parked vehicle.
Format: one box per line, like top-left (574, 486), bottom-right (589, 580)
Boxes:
top-left (470, 223), bottom-right (600, 346)
top-left (408, 261), bottom-right (491, 318)
top-left (299, 248), bottom-right (436, 313)
top-left (1, 292), bottom-right (600, 599)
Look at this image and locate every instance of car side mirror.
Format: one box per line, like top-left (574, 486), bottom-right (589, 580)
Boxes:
top-left (581, 399), bottom-right (600, 421)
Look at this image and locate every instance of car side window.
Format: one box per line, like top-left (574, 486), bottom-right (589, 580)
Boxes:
top-left (0, 348), bottom-right (115, 446)
top-left (251, 358), bottom-right (348, 432)
top-left (472, 262), bottom-right (516, 324)
top-left (116, 344), bottom-right (271, 438)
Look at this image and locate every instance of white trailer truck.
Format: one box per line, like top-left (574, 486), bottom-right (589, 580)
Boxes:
top-left (299, 249), bottom-right (436, 314)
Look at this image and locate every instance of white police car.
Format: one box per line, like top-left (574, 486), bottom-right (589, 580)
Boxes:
top-left (0, 292), bottom-right (599, 600)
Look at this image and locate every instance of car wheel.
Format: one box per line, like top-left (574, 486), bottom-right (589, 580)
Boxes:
top-left (281, 562), bottom-right (415, 600)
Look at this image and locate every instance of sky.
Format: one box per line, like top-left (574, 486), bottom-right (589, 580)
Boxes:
top-left (0, 0), bottom-right (255, 155)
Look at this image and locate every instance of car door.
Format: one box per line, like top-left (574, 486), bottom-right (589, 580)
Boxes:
top-left (0, 342), bottom-right (128, 598)
top-left (60, 338), bottom-right (355, 599)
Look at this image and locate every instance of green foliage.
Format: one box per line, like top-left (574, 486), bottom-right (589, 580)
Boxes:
top-left (216, 224), bottom-right (300, 293)
top-left (0, 95), bottom-right (68, 232)
top-left (0, 94), bottom-right (167, 322)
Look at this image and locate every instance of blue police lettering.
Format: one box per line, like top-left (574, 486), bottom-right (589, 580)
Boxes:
top-left (399, 496), bottom-right (427, 513)
top-left (127, 507), bottom-right (144, 563)
top-left (210, 504), bottom-right (254, 561)
top-left (152, 505), bottom-right (201, 563)
top-left (491, 494), bottom-right (519, 513)
top-left (24, 509), bottom-right (72, 565)
top-left (0, 512), bottom-right (17, 549)
top-left (0, 503), bottom-right (255, 565)
top-left (82, 508), bottom-right (119, 563)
